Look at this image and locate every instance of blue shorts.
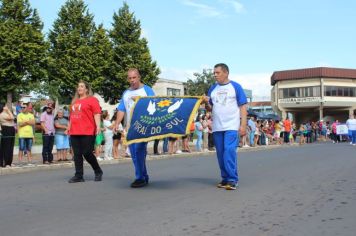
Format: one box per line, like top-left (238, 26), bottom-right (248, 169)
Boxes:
top-left (19, 138), bottom-right (33, 152)
top-left (55, 134), bottom-right (70, 150)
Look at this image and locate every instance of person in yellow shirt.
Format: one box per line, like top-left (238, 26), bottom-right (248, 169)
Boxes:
top-left (17, 103), bottom-right (35, 164)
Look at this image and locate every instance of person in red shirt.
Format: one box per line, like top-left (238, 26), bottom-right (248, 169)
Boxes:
top-left (67, 80), bottom-right (103, 183)
top-left (331, 120), bottom-right (340, 143)
top-left (283, 117), bottom-right (291, 144)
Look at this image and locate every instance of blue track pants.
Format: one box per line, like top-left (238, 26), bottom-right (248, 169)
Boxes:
top-left (129, 142), bottom-right (149, 181)
top-left (213, 130), bottom-right (239, 184)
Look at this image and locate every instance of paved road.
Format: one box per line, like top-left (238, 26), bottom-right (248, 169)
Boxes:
top-left (1, 143), bottom-right (356, 236)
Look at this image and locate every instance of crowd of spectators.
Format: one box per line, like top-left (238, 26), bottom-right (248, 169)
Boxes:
top-left (1, 100), bottom-right (355, 168)
top-left (242, 115), bottom-right (356, 147)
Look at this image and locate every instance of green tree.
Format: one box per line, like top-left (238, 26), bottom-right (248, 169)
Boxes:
top-left (90, 24), bottom-right (114, 103)
top-left (48, 0), bottom-right (102, 103)
top-left (184, 69), bottom-right (215, 96)
top-left (109, 2), bottom-right (160, 102)
top-left (0, 0), bottom-right (47, 107)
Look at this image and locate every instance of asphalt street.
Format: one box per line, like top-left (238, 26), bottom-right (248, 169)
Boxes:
top-left (0, 143), bottom-right (356, 236)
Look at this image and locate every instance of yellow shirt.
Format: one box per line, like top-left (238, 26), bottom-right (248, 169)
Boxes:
top-left (17, 113), bottom-right (35, 138)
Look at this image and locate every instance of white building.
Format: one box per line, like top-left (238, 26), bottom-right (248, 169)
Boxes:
top-left (271, 67), bottom-right (356, 123)
top-left (152, 78), bottom-right (184, 96)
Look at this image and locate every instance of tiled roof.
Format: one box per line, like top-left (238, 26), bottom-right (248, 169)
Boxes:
top-left (249, 101), bottom-right (271, 106)
top-left (271, 67), bottom-right (356, 85)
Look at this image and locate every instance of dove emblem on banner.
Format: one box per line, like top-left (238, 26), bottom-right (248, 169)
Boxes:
top-left (168, 99), bottom-right (183, 113)
top-left (147, 100), bottom-right (156, 115)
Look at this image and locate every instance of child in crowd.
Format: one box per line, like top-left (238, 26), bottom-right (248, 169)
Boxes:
top-left (194, 116), bottom-right (203, 152)
top-left (102, 110), bottom-right (114, 160)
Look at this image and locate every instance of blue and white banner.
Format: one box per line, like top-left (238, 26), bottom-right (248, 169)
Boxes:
top-left (125, 96), bottom-right (202, 145)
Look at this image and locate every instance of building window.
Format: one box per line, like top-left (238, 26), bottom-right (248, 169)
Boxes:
top-left (344, 87), bottom-right (350, 96)
top-left (304, 87), bottom-right (310, 97)
top-left (313, 87), bottom-right (321, 97)
top-left (167, 88), bottom-right (181, 96)
top-left (324, 86), bottom-right (356, 97)
top-left (331, 86), bottom-right (337, 96)
top-left (279, 86), bottom-right (321, 98)
top-left (337, 87), bottom-right (343, 96)
top-left (289, 88), bottom-right (296, 97)
top-left (283, 89), bottom-right (288, 98)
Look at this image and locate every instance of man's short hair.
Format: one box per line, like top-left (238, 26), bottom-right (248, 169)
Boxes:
top-left (127, 68), bottom-right (141, 77)
top-left (214, 63), bottom-right (229, 74)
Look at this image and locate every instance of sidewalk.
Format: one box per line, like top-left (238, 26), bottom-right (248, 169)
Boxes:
top-left (2, 142), bottom-right (294, 176)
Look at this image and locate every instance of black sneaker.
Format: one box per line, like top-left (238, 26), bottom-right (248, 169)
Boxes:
top-left (130, 179), bottom-right (148, 188)
top-left (224, 182), bottom-right (238, 190)
top-left (68, 176), bottom-right (85, 183)
top-left (217, 181), bottom-right (228, 188)
top-left (94, 172), bottom-right (103, 182)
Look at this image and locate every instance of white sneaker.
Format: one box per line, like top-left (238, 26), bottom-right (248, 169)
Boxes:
top-left (107, 157), bottom-right (114, 160)
top-left (97, 157), bottom-right (104, 161)
top-left (175, 150), bottom-right (182, 154)
top-left (243, 145), bottom-right (250, 148)
top-left (350, 142), bottom-right (353, 145)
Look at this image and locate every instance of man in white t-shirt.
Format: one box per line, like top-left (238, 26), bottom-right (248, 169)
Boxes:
top-left (114, 68), bottom-right (155, 188)
top-left (346, 114), bottom-right (356, 146)
top-left (204, 63), bottom-right (248, 190)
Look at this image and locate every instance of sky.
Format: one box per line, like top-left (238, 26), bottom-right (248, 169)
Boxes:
top-left (29, 0), bottom-right (356, 100)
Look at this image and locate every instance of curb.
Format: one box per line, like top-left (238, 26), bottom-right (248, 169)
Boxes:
top-left (0, 143), bottom-right (299, 176)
